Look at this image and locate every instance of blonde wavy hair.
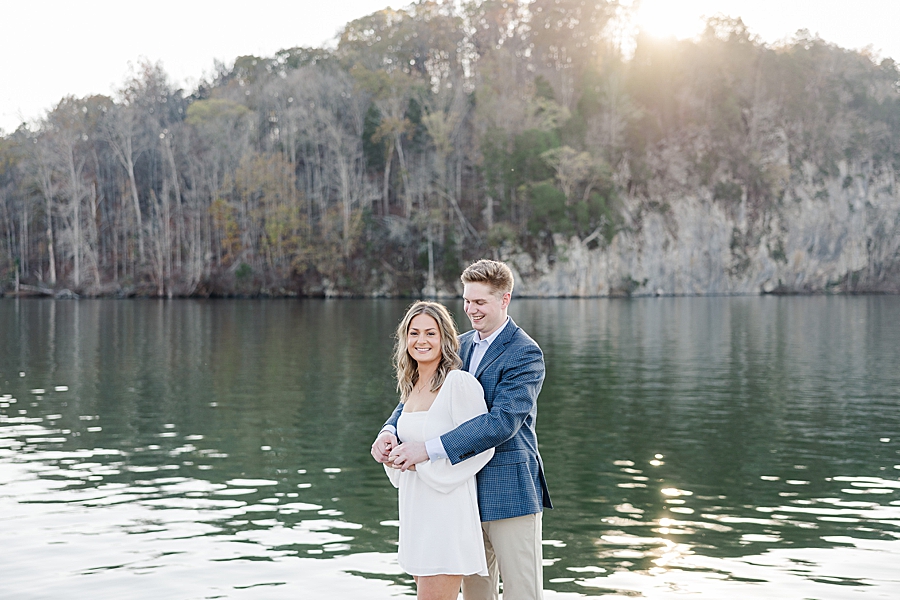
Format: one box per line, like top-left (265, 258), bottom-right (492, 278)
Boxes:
top-left (394, 301), bottom-right (462, 402)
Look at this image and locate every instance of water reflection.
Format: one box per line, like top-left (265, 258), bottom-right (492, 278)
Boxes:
top-left (523, 297), bottom-right (900, 597)
top-left (0, 297), bottom-right (898, 598)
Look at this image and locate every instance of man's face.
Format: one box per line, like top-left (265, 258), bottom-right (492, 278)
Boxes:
top-left (463, 282), bottom-right (510, 339)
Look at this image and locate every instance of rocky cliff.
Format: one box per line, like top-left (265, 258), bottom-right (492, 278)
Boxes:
top-left (510, 163), bottom-right (900, 297)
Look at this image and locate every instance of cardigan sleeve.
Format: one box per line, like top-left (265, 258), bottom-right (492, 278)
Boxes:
top-left (415, 372), bottom-right (494, 494)
top-left (384, 463), bottom-right (401, 488)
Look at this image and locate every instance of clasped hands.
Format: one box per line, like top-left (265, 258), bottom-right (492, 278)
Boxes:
top-left (371, 431), bottom-right (428, 472)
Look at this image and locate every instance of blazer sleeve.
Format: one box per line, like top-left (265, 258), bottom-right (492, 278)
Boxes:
top-left (383, 401), bottom-right (404, 437)
top-left (415, 373), bottom-right (495, 494)
top-left (440, 339), bottom-right (545, 464)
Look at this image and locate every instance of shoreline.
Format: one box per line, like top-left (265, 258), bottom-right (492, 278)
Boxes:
top-left (2, 287), bottom-right (897, 300)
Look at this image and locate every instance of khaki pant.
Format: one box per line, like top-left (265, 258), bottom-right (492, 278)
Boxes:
top-left (461, 512), bottom-right (543, 600)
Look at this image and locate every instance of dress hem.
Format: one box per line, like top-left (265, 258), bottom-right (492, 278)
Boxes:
top-left (401, 568), bottom-right (489, 577)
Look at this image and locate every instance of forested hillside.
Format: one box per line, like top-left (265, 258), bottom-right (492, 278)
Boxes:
top-left (1, 1), bottom-right (899, 297)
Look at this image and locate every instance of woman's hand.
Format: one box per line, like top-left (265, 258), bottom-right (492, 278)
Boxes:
top-left (385, 461), bottom-right (414, 471)
top-left (388, 441), bottom-right (428, 471)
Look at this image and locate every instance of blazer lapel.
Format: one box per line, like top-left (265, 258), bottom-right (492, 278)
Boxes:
top-left (474, 318), bottom-right (519, 378)
top-left (460, 334), bottom-right (475, 371)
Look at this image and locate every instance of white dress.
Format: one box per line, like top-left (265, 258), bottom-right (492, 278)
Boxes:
top-left (385, 369), bottom-right (495, 576)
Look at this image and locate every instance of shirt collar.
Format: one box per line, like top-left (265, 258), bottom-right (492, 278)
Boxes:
top-left (476, 316), bottom-right (510, 345)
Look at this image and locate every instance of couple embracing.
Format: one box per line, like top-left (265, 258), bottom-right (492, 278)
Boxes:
top-left (371, 259), bottom-right (553, 600)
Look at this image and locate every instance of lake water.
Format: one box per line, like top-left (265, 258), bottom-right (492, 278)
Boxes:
top-left (0, 297), bottom-right (898, 599)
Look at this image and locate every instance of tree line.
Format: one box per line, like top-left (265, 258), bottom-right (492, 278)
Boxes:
top-left (1, 1), bottom-right (898, 297)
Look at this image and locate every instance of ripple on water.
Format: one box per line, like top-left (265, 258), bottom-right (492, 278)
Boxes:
top-left (2, 297), bottom-right (900, 598)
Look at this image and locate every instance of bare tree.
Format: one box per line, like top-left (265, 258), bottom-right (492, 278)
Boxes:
top-left (32, 133), bottom-right (59, 285)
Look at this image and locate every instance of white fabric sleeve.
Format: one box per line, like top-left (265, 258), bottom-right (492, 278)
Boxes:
top-left (384, 464), bottom-right (401, 488)
top-left (380, 424), bottom-right (397, 436)
top-left (415, 373), bottom-right (495, 494)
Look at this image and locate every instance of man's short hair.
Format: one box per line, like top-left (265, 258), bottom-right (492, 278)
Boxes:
top-left (461, 259), bottom-right (514, 296)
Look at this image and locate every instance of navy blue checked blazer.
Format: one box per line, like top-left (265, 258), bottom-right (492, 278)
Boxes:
top-left (385, 317), bottom-right (552, 522)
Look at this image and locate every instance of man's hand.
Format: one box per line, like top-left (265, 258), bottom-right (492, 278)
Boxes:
top-left (371, 430), bottom-right (398, 464)
top-left (388, 441), bottom-right (428, 471)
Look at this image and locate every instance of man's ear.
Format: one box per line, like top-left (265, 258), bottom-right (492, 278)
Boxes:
top-left (501, 292), bottom-right (511, 309)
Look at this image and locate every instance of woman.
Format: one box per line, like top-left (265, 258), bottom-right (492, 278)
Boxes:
top-left (383, 301), bottom-right (494, 600)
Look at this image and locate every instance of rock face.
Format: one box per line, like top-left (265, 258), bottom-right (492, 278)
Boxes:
top-left (511, 165), bottom-right (900, 296)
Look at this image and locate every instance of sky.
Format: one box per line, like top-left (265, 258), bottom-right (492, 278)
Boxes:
top-left (2, 0), bottom-right (899, 135)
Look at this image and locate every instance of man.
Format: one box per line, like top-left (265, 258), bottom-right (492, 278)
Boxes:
top-left (372, 259), bottom-right (552, 600)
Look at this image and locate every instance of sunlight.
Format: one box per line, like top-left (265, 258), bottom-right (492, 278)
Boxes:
top-left (631, 0), bottom-right (710, 40)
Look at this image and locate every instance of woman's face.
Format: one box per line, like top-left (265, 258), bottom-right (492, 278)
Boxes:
top-left (407, 313), bottom-right (442, 367)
